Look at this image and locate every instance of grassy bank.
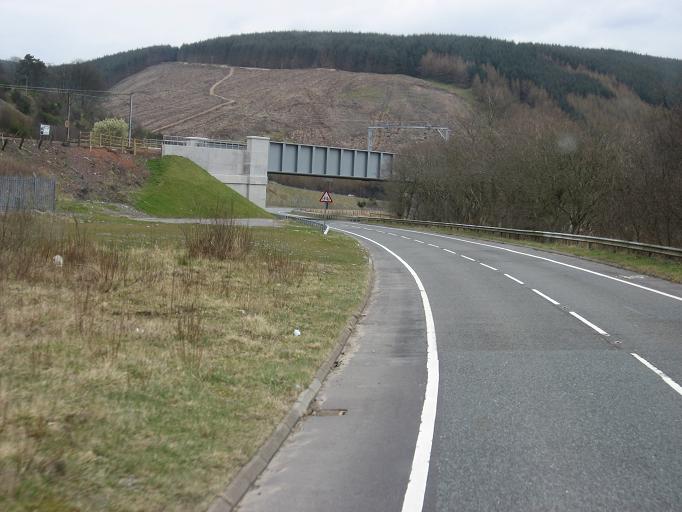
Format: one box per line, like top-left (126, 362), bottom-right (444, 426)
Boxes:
top-left (267, 181), bottom-right (385, 210)
top-left (371, 221), bottom-right (682, 283)
top-left (135, 156), bottom-right (271, 218)
top-left (0, 213), bottom-right (368, 511)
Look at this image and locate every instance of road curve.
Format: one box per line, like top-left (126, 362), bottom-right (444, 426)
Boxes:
top-left (238, 221), bottom-right (682, 512)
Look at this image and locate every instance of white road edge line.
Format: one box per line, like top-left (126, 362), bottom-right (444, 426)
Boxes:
top-left (480, 263), bottom-right (498, 271)
top-left (504, 273), bottom-right (524, 285)
top-left (532, 289), bottom-right (560, 305)
top-left (379, 225), bottom-right (682, 302)
top-left (333, 227), bottom-right (438, 512)
top-left (569, 311), bottom-right (609, 336)
top-left (461, 255), bottom-right (476, 261)
top-left (631, 353), bottom-right (682, 397)
top-left (443, 249), bottom-right (456, 255)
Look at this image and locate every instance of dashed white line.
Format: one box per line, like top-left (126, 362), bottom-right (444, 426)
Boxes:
top-left (332, 227), bottom-right (439, 512)
top-left (388, 232), bottom-right (398, 236)
top-left (427, 243), bottom-right (440, 248)
top-left (532, 289), bottom-right (560, 305)
top-left (415, 240), bottom-right (425, 244)
top-left (400, 235), bottom-right (411, 239)
top-left (569, 311), bottom-right (609, 336)
top-left (504, 273), bottom-right (524, 285)
top-left (461, 255), bottom-right (476, 261)
top-left (479, 263), bottom-right (498, 271)
top-left (443, 249), bottom-right (456, 255)
top-left (631, 353), bottom-right (682, 397)
top-left (376, 225), bottom-right (682, 303)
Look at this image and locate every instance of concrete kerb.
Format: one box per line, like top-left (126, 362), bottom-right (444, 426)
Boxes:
top-left (206, 249), bottom-right (376, 512)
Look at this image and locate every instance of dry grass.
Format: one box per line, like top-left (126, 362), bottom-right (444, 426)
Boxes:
top-left (183, 219), bottom-right (254, 261)
top-left (105, 62), bottom-right (471, 151)
top-left (0, 213), bottom-right (368, 511)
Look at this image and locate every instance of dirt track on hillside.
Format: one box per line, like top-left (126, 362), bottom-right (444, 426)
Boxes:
top-left (106, 63), bottom-right (472, 151)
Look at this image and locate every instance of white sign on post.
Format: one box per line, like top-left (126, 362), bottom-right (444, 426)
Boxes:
top-left (40, 124), bottom-right (50, 136)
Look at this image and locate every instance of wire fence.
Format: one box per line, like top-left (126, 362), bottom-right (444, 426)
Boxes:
top-left (0, 176), bottom-right (56, 212)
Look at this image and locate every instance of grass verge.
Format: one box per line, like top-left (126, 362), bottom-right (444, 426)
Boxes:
top-left (267, 181), bottom-right (384, 210)
top-left (135, 156), bottom-right (271, 219)
top-left (0, 212), bottom-right (368, 511)
top-left (369, 220), bottom-right (682, 283)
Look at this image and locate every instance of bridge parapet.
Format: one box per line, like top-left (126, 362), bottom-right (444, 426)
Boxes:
top-left (268, 141), bottom-right (393, 180)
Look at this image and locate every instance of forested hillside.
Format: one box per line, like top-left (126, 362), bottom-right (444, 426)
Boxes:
top-left (2, 32), bottom-right (680, 127)
top-left (177, 32), bottom-right (682, 110)
top-left (86, 45), bottom-right (178, 87)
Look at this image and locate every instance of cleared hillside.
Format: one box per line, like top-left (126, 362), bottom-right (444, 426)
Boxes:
top-left (105, 62), bottom-right (472, 151)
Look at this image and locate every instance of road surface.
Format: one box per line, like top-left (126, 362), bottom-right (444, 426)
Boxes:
top-left (238, 221), bottom-right (682, 511)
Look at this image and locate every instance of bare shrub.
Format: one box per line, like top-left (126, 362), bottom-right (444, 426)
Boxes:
top-left (259, 245), bottom-right (305, 284)
top-left (95, 245), bottom-right (130, 292)
top-left (175, 304), bottom-right (204, 373)
top-left (184, 220), bottom-right (253, 260)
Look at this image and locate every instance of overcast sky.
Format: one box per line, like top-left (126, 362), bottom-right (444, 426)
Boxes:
top-left (1, 0), bottom-right (681, 64)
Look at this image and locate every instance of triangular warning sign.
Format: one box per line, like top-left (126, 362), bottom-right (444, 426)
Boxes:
top-left (320, 191), bottom-right (333, 203)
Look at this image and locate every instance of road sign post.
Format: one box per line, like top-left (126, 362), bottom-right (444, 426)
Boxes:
top-left (320, 191), bottom-right (333, 233)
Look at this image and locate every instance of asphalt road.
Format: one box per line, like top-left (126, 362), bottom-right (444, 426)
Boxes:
top-left (238, 221), bottom-right (682, 512)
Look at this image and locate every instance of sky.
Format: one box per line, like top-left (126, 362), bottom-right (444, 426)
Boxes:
top-left (1, 0), bottom-right (681, 64)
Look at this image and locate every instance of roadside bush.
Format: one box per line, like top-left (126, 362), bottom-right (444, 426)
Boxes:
top-left (92, 117), bottom-right (128, 139)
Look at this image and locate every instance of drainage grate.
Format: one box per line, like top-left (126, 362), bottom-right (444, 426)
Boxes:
top-left (311, 408), bottom-right (347, 416)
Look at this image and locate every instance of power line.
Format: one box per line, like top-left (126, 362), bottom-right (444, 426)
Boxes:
top-left (0, 83), bottom-right (130, 96)
top-left (0, 83), bottom-right (137, 145)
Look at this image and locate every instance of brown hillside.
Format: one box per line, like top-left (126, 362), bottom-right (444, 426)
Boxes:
top-left (0, 139), bottom-right (149, 201)
top-left (105, 62), bottom-right (472, 151)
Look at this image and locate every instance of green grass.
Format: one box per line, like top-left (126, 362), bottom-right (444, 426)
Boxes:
top-left (373, 220), bottom-right (682, 283)
top-left (134, 156), bottom-right (271, 218)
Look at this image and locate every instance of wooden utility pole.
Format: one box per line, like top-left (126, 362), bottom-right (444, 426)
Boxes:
top-left (64, 92), bottom-right (71, 145)
top-left (128, 93), bottom-right (134, 148)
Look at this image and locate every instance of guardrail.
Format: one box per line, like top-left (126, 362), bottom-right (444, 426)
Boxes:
top-left (299, 208), bottom-right (392, 219)
top-left (299, 210), bottom-right (682, 260)
top-left (273, 212), bottom-right (326, 231)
